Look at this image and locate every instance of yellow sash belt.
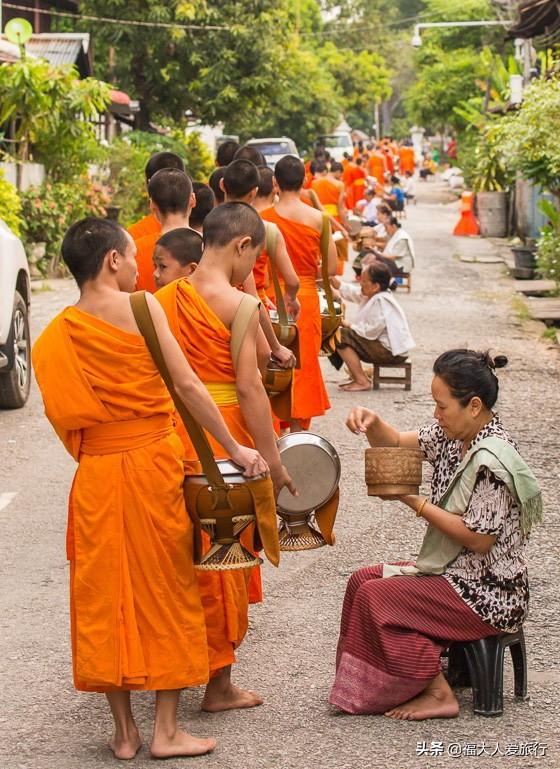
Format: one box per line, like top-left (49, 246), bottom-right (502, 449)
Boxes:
top-left (324, 203), bottom-right (339, 217)
top-left (205, 381), bottom-right (238, 406)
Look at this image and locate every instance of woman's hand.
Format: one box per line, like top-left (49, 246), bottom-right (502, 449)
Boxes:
top-left (346, 407), bottom-right (378, 435)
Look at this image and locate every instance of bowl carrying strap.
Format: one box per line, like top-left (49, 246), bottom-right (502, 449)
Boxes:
top-left (130, 291), bottom-right (233, 561)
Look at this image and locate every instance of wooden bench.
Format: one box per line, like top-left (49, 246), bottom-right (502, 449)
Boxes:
top-left (525, 298), bottom-right (560, 324)
top-left (514, 279), bottom-right (557, 296)
top-left (394, 272), bottom-right (411, 293)
top-left (372, 359), bottom-right (412, 391)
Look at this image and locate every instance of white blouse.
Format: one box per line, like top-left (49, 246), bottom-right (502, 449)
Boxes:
top-left (338, 284), bottom-right (415, 356)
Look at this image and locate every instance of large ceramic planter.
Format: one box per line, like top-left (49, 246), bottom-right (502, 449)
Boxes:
top-left (476, 191), bottom-right (508, 238)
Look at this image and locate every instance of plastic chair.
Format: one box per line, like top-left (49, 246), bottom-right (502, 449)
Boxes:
top-left (447, 629), bottom-right (528, 717)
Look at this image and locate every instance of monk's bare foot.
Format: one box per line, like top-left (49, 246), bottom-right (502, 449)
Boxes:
top-left (109, 729), bottom-right (142, 760)
top-left (150, 731), bottom-right (216, 759)
top-left (339, 380), bottom-right (371, 391)
top-left (201, 683), bottom-right (264, 713)
top-left (385, 674), bottom-right (459, 721)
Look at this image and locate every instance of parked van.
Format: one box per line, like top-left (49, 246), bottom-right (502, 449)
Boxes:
top-left (315, 132), bottom-right (353, 162)
top-left (245, 137), bottom-right (299, 169)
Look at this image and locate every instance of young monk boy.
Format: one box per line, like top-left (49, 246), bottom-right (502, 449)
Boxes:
top-left (134, 168), bottom-right (195, 292)
top-left (253, 167), bottom-right (300, 320)
top-left (128, 151), bottom-right (185, 241)
top-left (221, 160), bottom-right (297, 369)
top-left (262, 156), bottom-right (337, 431)
top-left (156, 203), bottom-right (296, 711)
top-left (153, 227), bottom-right (203, 290)
top-left (32, 217), bottom-right (267, 761)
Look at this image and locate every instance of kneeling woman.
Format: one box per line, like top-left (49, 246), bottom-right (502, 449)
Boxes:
top-left (330, 261), bottom-right (415, 392)
top-left (330, 350), bottom-right (541, 719)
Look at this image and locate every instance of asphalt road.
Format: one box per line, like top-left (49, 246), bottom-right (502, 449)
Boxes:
top-left (1, 184), bottom-right (559, 769)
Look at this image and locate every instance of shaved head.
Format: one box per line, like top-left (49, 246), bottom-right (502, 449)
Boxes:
top-left (223, 159), bottom-right (259, 200)
top-left (274, 155), bottom-right (305, 192)
top-left (234, 145), bottom-right (266, 166)
top-left (145, 151), bottom-right (185, 182)
top-left (216, 140), bottom-right (240, 167)
top-left (208, 167), bottom-right (226, 205)
top-left (203, 202), bottom-right (265, 249)
top-left (156, 228), bottom-right (203, 267)
top-left (148, 169), bottom-right (193, 215)
top-left (190, 182), bottom-right (215, 229)
top-left (62, 217), bottom-right (129, 287)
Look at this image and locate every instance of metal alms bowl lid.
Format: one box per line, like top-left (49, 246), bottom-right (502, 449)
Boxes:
top-left (269, 309), bottom-right (296, 325)
top-left (185, 459), bottom-right (266, 486)
top-left (276, 432), bottom-right (340, 514)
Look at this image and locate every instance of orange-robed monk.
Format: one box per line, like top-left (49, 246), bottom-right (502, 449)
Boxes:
top-left (128, 151), bottom-right (185, 242)
top-left (133, 168), bottom-right (195, 293)
top-left (262, 156), bottom-right (337, 431)
top-left (312, 161), bottom-right (349, 274)
top-left (32, 218), bottom-right (268, 761)
top-left (221, 159), bottom-right (298, 370)
top-left (156, 202), bottom-right (296, 708)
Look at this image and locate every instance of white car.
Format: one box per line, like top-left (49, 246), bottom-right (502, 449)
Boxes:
top-left (245, 137), bottom-right (299, 169)
top-left (0, 220), bottom-right (31, 408)
top-left (315, 132), bottom-right (354, 162)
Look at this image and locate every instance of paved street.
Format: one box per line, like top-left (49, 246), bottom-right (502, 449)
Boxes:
top-left (1, 184), bottom-right (559, 769)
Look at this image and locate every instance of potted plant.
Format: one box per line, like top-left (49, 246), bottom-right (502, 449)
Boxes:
top-left (470, 128), bottom-right (510, 238)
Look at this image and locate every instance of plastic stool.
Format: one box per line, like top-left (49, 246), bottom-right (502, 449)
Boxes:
top-left (447, 629), bottom-right (528, 716)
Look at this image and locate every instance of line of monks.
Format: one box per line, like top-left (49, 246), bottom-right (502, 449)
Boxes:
top-left (31, 143), bottom-right (351, 760)
top-left (305, 138), bottom-right (416, 212)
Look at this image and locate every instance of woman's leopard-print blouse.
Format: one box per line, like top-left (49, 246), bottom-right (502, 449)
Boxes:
top-left (418, 415), bottom-right (529, 632)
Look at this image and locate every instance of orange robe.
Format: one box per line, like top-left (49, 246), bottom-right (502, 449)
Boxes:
top-left (303, 160), bottom-right (314, 190)
top-left (351, 167), bottom-right (367, 210)
top-left (399, 146), bottom-right (415, 175)
top-left (156, 279), bottom-right (263, 646)
top-left (128, 212), bottom-right (161, 242)
top-left (311, 177), bottom-right (347, 274)
top-left (367, 152), bottom-right (387, 185)
top-left (311, 177), bottom-right (342, 218)
top-left (261, 208), bottom-right (330, 424)
top-left (134, 232), bottom-right (158, 293)
top-left (32, 307), bottom-right (209, 692)
top-left (253, 248), bottom-right (270, 301)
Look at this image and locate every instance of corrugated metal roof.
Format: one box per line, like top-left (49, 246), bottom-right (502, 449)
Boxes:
top-left (0, 39), bottom-right (21, 63)
top-left (26, 33), bottom-right (90, 67)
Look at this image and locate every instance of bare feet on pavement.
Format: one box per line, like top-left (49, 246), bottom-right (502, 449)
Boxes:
top-left (109, 729), bottom-right (142, 760)
top-left (338, 380), bottom-right (371, 391)
top-left (201, 683), bottom-right (264, 713)
top-left (150, 731), bottom-right (216, 759)
top-left (385, 673), bottom-right (459, 721)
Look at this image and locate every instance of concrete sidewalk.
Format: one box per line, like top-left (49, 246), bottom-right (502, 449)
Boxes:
top-left (0, 183), bottom-right (558, 769)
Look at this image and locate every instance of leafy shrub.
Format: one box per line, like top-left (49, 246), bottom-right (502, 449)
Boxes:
top-left (102, 130), bottom-right (214, 227)
top-left (0, 171), bottom-right (22, 235)
top-left (20, 178), bottom-right (109, 275)
top-left (536, 200), bottom-right (560, 287)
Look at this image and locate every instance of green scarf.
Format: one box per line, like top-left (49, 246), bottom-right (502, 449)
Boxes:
top-left (382, 436), bottom-right (542, 578)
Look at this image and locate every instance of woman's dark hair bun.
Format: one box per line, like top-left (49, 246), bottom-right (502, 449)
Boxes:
top-left (493, 355), bottom-right (508, 369)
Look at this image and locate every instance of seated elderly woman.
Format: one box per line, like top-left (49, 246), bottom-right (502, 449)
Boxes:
top-left (329, 262), bottom-right (415, 392)
top-left (363, 216), bottom-right (414, 278)
top-left (330, 349), bottom-right (541, 719)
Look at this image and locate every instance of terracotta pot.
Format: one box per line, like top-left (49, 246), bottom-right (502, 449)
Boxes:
top-left (365, 446), bottom-right (423, 496)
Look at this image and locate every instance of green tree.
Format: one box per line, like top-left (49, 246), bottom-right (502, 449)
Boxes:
top-left (319, 42), bottom-right (392, 131)
top-left (404, 45), bottom-right (485, 133)
top-left (0, 57), bottom-right (109, 184)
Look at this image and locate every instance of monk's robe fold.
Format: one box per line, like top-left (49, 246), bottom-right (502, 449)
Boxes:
top-left (261, 208), bottom-right (330, 423)
top-left (133, 232), bottom-right (158, 293)
top-left (156, 279), bottom-right (265, 653)
top-left (311, 178), bottom-right (348, 274)
top-left (128, 212), bottom-right (161, 242)
top-left (32, 307), bottom-right (209, 692)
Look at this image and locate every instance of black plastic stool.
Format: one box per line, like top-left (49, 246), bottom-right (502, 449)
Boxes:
top-left (447, 629), bottom-right (528, 717)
